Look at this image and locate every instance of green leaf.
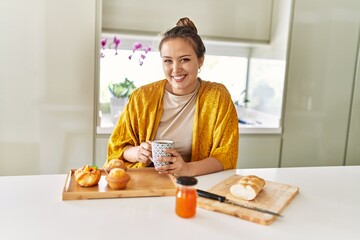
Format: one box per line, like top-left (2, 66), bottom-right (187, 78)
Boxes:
top-left (108, 78), bottom-right (137, 98)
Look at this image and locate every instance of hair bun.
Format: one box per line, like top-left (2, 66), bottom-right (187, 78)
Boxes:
top-left (176, 17), bottom-right (198, 34)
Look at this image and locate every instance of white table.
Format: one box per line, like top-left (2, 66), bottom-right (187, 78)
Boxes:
top-left (1, 166), bottom-right (359, 240)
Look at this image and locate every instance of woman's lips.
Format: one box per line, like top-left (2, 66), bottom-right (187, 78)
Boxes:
top-left (172, 75), bottom-right (186, 82)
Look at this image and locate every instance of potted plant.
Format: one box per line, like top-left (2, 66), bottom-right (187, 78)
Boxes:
top-left (101, 36), bottom-right (152, 124)
top-left (108, 78), bottom-right (136, 99)
top-left (108, 78), bottom-right (137, 123)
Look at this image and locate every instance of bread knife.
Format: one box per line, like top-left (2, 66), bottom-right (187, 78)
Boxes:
top-left (197, 189), bottom-right (283, 217)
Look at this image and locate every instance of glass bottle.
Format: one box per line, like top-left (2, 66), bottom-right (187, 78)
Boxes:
top-left (175, 176), bottom-right (198, 218)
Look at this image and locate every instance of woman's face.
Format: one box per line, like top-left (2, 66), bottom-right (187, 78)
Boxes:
top-left (160, 38), bottom-right (204, 95)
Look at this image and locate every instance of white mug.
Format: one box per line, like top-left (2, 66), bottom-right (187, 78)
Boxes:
top-left (151, 140), bottom-right (174, 168)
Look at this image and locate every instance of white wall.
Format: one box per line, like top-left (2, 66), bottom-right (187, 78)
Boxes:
top-left (0, 0), bottom-right (96, 175)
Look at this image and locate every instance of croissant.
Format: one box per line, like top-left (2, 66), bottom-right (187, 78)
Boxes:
top-left (230, 175), bottom-right (266, 201)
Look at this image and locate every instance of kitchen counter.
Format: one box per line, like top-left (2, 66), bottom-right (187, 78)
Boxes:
top-left (1, 166), bottom-right (359, 240)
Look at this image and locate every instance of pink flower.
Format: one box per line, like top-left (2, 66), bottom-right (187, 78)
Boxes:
top-left (101, 38), bottom-right (107, 49)
top-left (144, 46), bottom-right (152, 54)
top-left (100, 36), bottom-right (152, 65)
top-left (113, 37), bottom-right (121, 48)
top-left (111, 37), bottom-right (121, 55)
top-left (133, 42), bottom-right (142, 52)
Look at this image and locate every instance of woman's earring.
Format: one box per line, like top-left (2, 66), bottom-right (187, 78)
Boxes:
top-left (198, 68), bottom-right (201, 74)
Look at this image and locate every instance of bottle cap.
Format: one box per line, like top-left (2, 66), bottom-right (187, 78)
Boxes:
top-left (176, 176), bottom-right (198, 186)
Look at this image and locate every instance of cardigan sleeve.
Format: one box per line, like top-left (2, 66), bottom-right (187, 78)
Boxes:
top-left (193, 81), bottom-right (239, 169)
top-left (106, 80), bottom-right (166, 168)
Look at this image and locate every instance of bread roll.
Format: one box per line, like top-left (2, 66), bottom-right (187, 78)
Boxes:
top-left (104, 159), bottom-right (127, 173)
top-left (230, 175), bottom-right (266, 201)
top-left (74, 165), bottom-right (101, 187)
top-left (105, 168), bottom-right (130, 190)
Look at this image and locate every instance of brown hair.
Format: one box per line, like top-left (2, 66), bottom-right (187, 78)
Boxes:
top-left (159, 17), bottom-right (206, 59)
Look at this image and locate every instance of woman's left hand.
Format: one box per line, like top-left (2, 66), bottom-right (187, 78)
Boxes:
top-left (155, 148), bottom-right (190, 176)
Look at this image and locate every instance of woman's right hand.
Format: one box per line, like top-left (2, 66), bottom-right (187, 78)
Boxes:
top-left (136, 141), bottom-right (152, 164)
top-left (123, 141), bottom-right (152, 164)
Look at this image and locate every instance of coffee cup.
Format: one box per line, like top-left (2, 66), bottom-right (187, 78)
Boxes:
top-left (151, 140), bottom-right (174, 168)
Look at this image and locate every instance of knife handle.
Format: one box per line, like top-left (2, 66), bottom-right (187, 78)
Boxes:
top-left (197, 189), bottom-right (226, 202)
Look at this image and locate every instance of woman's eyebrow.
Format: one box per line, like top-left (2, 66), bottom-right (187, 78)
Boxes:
top-left (178, 54), bottom-right (191, 58)
top-left (162, 54), bottom-right (191, 59)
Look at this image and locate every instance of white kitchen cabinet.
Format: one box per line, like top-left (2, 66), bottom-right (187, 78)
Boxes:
top-left (280, 0), bottom-right (360, 167)
top-left (102, 0), bottom-right (273, 42)
top-left (237, 134), bottom-right (281, 169)
top-left (346, 50), bottom-right (360, 165)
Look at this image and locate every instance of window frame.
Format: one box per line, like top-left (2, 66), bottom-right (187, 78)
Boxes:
top-left (96, 32), bottom-right (256, 134)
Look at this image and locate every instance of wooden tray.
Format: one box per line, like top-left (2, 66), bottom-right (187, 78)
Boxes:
top-left (197, 175), bottom-right (299, 225)
top-left (62, 168), bottom-right (176, 200)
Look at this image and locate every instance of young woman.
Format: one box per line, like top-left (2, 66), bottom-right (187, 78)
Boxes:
top-left (106, 17), bottom-right (239, 176)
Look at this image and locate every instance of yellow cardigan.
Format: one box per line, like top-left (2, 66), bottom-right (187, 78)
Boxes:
top-left (107, 79), bottom-right (239, 169)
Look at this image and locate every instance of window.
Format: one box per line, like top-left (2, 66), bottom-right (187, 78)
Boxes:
top-left (96, 33), bottom-right (287, 134)
top-left (248, 58), bottom-right (286, 116)
top-left (97, 34), bottom-right (250, 132)
top-left (200, 55), bottom-right (248, 103)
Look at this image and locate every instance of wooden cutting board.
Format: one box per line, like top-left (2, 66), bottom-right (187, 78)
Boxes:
top-left (62, 168), bottom-right (176, 200)
top-left (197, 175), bottom-right (299, 225)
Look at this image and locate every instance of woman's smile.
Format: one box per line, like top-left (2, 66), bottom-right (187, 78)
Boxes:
top-left (172, 75), bottom-right (187, 82)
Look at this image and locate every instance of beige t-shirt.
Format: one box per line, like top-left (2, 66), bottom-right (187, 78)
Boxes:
top-left (154, 83), bottom-right (200, 162)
